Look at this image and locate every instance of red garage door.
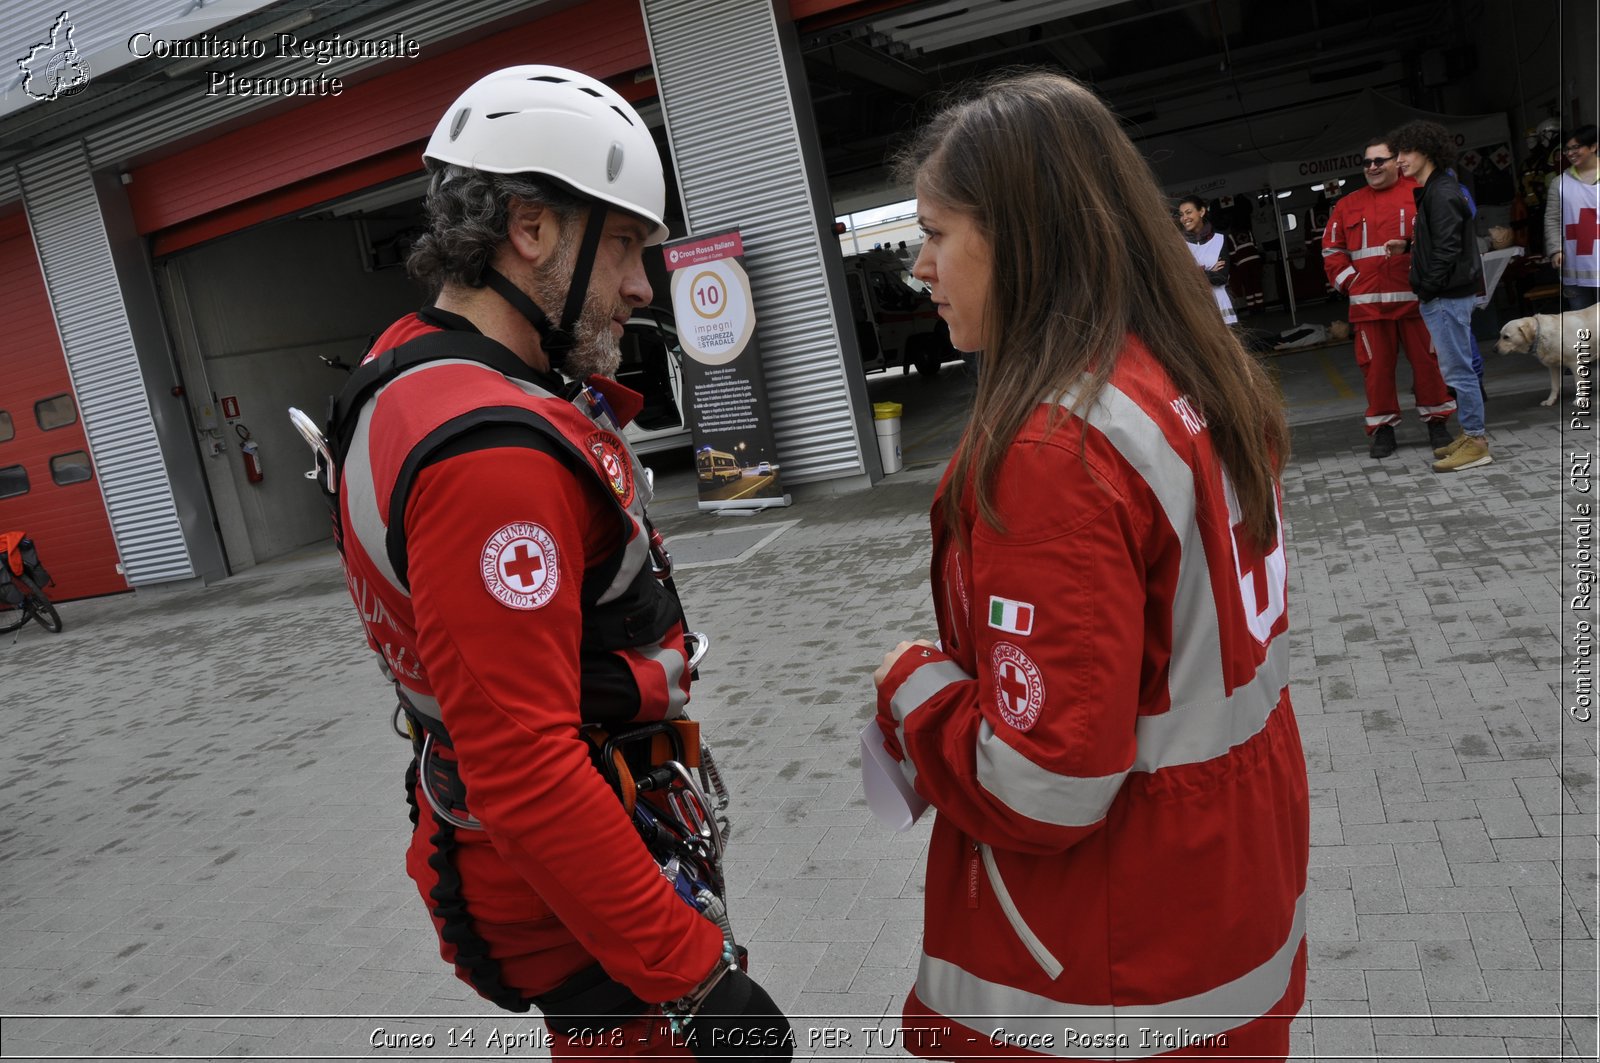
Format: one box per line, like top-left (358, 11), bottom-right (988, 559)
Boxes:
top-left (0, 211), bottom-right (130, 602)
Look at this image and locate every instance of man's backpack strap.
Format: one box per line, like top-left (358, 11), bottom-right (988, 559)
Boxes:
top-left (327, 331), bottom-right (537, 470)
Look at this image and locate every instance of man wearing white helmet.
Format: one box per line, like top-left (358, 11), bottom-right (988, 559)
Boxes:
top-left (326, 67), bottom-right (791, 1058)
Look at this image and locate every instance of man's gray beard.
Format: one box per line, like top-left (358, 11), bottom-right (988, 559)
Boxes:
top-left (563, 300), bottom-right (623, 381)
top-left (531, 252), bottom-right (623, 381)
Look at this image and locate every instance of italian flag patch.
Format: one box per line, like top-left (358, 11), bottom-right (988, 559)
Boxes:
top-left (987, 596), bottom-right (1034, 636)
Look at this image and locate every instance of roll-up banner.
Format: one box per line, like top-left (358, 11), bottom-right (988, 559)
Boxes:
top-left (664, 228), bottom-right (790, 511)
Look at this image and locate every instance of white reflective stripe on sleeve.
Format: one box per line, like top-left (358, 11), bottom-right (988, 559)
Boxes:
top-left (889, 659), bottom-right (972, 790)
top-left (915, 890), bottom-right (1307, 1060)
top-left (888, 659), bottom-right (971, 725)
top-left (1350, 246), bottom-right (1388, 260)
top-left (975, 720), bottom-right (1128, 827)
top-left (1320, 246), bottom-right (1341, 258)
top-left (1350, 291), bottom-right (1417, 304)
top-left (635, 641), bottom-right (689, 717)
top-left (981, 844), bottom-right (1065, 979)
top-left (1334, 266), bottom-right (1357, 288)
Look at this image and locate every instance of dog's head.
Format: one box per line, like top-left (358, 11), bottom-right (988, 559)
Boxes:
top-left (1495, 317), bottom-right (1537, 355)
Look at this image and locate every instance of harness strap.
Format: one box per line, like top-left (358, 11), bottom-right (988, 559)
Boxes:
top-left (328, 331), bottom-right (539, 474)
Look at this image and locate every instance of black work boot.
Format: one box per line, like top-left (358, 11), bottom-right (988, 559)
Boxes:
top-left (1427, 420), bottom-right (1453, 452)
top-left (1369, 424), bottom-right (1397, 458)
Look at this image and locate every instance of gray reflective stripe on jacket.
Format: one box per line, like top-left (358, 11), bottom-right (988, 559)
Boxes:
top-left (914, 891), bottom-right (1307, 1059)
top-left (1350, 290), bottom-right (1417, 305)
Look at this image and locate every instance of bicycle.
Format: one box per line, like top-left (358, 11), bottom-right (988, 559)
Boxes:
top-left (0, 532), bottom-right (63, 635)
top-left (0, 576), bottom-right (61, 634)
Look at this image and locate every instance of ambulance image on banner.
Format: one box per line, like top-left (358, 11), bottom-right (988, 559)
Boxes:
top-left (696, 447), bottom-right (741, 485)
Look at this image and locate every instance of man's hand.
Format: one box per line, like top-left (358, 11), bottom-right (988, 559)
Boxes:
top-left (1384, 238), bottom-right (1408, 257)
top-left (873, 640), bottom-right (937, 689)
top-left (1552, 251), bottom-right (1565, 269)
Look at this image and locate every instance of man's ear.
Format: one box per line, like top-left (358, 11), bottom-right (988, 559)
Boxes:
top-left (505, 198), bottom-right (563, 267)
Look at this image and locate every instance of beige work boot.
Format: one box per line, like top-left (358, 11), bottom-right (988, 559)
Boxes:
top-left (1432, 435), bottom-right (1492, 472)
top-left (1432, 432), bottom-right (1468, 459)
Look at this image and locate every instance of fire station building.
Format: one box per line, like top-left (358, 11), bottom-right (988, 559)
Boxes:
top-left (0, 0), bottom-right (1586, 599)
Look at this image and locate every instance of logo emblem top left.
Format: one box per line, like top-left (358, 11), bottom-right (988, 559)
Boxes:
top-left (19, 13), bottom-right (91, 102)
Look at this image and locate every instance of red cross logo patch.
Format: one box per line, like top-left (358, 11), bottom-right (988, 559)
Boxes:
top-left (587, 431), bottom-right (635, 505)
top-left (990, 642), bottom-right (1045, 732)
top-left (1459, 150), bottom-right (1481, 171)
top-left (1490, 146), bottom-right (1512, 170)
top-left (480, 522), bottom-right (559, 610)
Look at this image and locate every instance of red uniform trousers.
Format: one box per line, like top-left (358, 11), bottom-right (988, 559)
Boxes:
top-left (1352, 313), bottom-right (1456, 433)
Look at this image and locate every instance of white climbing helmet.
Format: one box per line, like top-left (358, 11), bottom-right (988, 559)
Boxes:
top-left (424, 65), bottom-right (669, 244)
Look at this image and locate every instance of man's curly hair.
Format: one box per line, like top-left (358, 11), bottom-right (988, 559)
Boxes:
top-left (1386, 120), bottom-right (1457, 171)
top-left (406, 165), bottom-right (584, 293)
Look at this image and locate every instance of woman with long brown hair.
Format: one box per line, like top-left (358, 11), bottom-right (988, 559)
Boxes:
top-left (871, 72), bottom-right (1310, 1061)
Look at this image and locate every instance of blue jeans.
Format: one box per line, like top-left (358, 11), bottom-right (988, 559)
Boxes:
top-left (1419, 295), bottom-right (1484, 436)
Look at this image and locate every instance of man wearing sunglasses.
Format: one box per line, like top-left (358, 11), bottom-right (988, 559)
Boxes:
top-left (1324, 137), bottom-right (1456, 459)
top-left (1544, 124), bottom-right (1600, 311)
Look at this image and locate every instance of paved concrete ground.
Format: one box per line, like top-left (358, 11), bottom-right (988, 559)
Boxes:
top-left (0, 337), bottom-right (1593, 1062)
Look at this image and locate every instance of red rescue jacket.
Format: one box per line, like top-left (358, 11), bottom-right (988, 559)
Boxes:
top-left (1323, 178), bottom-right (1423, 321)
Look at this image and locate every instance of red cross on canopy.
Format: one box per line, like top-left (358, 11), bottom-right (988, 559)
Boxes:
top-left (1567, 208), bottom-right (1598, 256)
top-left (502, 543), bottom-right (543, 589)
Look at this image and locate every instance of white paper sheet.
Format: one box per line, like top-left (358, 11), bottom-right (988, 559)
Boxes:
top-left (860, 722), bottom-right (929, 831)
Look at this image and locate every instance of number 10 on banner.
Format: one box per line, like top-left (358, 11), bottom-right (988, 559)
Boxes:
top-left (690, 271), bottom-right (726, 319)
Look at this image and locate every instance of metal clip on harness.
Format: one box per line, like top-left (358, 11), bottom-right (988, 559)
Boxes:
top-left (418, 734), bottom-right (484, 832)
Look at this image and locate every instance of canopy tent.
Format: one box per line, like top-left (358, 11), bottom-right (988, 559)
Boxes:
top-left (1148, 133), bottom-right (1272, 202)
top-left (1266, 89), bottom-right (1510, 188)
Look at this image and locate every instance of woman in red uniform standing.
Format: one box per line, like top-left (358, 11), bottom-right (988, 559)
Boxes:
top-left (873, 72), bottom-right (1310, 1061)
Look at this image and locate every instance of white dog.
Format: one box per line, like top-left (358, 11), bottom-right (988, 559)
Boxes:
top-left (1494, 305), bottom-right (1598, 406)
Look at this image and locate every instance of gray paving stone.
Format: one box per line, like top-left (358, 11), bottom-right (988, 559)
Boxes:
top-left (0, 367), bottom-right (1589, 1062)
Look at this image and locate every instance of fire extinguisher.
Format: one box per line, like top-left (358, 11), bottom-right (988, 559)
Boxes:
top-left (237, 423), bottom-right (264, 483)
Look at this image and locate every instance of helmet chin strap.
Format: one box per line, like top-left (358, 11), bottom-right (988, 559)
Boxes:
top-left (481, 202), bottom-right (610, 374)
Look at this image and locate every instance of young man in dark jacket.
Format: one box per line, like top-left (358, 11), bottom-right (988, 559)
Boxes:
top-left (1385, 120), bottom-right (1489, 472)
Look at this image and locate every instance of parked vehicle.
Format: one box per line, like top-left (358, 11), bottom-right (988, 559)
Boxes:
top-left (696, 448), bottom-right (741, 485)
top-left (618, 309), bottom-right (691, 455)
top-left (843, 249), bottom-right (957, 377)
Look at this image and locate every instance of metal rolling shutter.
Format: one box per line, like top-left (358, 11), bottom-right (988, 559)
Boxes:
top-left (642, 0), bottom-right (868, 484)
top-left (18, 141), bottom-right (192, 584)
